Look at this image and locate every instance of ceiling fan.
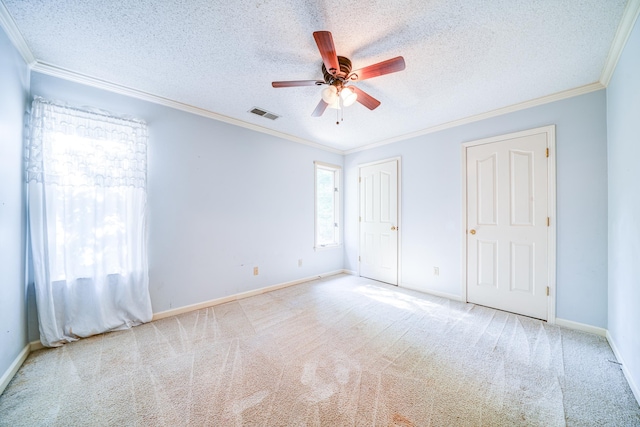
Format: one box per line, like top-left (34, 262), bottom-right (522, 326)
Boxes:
top-left (272, 31), bottom-right (406, 120)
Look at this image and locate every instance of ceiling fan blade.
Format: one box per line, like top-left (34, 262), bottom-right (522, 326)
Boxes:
top-left (272, 80), bottom-right (324, 88)
top-left (313, 31), bottom-right (340, 75)
top-left (350, 56), bottom-right (406, 81)
top-left (350, 86), bottom-right (381, 110)
top-left (312, 99), bottom-right (329, 117)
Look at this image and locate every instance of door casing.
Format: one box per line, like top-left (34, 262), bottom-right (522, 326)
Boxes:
top-left (461, 125), bottom-right (556, 323)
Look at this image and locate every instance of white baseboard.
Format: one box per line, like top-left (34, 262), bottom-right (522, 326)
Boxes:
top-left (152, 270), bottom-right (345, 321)
top-left (29, 340), bottom-right (44, 352)
top-left (607, 331), bottom-right (640, 406)
top-left (400, 282), bottom-right (464, 302)
top-left (341, 269), bottom-right (358, 276)
top-left (0, 344), bottom-right (30, 396)
top-left (555, 317), bottom-right (607, 337)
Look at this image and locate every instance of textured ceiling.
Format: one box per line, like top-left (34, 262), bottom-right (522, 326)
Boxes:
top-left (3, 0), bottom-right (628, 151)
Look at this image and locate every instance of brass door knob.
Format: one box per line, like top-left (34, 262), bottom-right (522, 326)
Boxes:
top-left (391, 226), bottom-right (397, 231)
top-left (470, 229), bottom-right (476, 235)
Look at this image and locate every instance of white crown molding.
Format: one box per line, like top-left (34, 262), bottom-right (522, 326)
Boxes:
top-left (344, 82), bottom-right (605, 154)
top-left (30, 62), bottom-right (343, 155)
top-left (600, 0), bottom-right (640, 87)
top-left (0, 0), bottom-right (35, 65)
top-left (27, 60), bottom-right (608, 157)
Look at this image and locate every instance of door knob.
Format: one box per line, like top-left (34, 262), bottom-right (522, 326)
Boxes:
top-left (391, 226), bottom-right (397, 231)
top-left (470, 229), bottom-right (476, 235)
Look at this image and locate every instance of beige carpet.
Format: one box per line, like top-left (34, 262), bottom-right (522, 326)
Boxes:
top-left (1, 274), bottom-right (639, 426)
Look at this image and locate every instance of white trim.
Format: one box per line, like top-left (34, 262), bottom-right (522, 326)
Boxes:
top-left (600, 0), bottom-right (640, 87)
top-left (29, 340), bottom-right (44, 352)
top-left (341, 269), bottom-right (358, 276)
top-left (556, 318), bottom-right (607, 337)
top-left (0, 344), bottom-right (30, 396)
top-left (0, 1), bottom-right (36, 65)
top-left (461, 125), bottom-right (557, 322)
top-left (344, 83), bottom-right (603, 154)
top-left (607, 330), bottom-right (640, 405)
top-left (313, 244), bottom-right (342, 252)
top-left (314, 161), bottom-right (342, 250)
top-left (357, 157), bottom-right (402, 286)
top-left (30, 63), bottom-right (342, 154)
top-left (397, 159), bottom-right (403, 288)
top-left (26, 61), bottom-right (609, 157)
top-left (546, 126), bottom-right (557, 324)
top-left (152, 270), bottom-right (344, 321)
top-left (400, 282), bottom-right (464, 302)
top-left (460, 146), bottom-right (468, 303)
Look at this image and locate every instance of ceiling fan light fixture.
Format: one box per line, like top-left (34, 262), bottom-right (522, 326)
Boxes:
top-left (321, 85), bottom-right (338, 104)
top-left (327, 98), bottom-right (341, 110)
top-left (340, 87), bottom-right (358, 107)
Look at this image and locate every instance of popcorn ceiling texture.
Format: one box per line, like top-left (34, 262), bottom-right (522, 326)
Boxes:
top-left (1, 275), bottom-right (638, 425)
top-left (3, 0), bottom-right (627, 150)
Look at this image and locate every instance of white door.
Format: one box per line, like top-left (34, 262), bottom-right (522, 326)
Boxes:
top-left (359, 159), bottom-right (398, 285)
top-left (466, 131), bottom-right (550, 320)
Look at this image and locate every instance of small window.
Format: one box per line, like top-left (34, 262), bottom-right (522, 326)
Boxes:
top-left (314, 161), bottom-right (341, 249)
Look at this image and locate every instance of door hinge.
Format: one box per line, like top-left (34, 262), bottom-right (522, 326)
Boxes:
top-left (546, 148), bottom-right (549, 158)
top-left (358, 256), bottom-right (361, 262)
top-left (547, 217), bottom-right (550, 227)
top-left (359, 216), bottom-right (361, 222)
top-left (334, 187), bottom-right (338, 192)
top-left (359, 177), bottom-right (361, 183)
top-left (546, 286), bottom-right (550, 296)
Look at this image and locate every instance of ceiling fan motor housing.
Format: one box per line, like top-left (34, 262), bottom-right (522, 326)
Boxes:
top-left (322, 56), bottom-right (352, 86)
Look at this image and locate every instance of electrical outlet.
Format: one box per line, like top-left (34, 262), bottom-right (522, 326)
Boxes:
top-left (298, 259), bottom-right (303, 267)
top-left (434, 267), bottom-right (439, 276)
top-left (253, 266), bottom-right (259, 276)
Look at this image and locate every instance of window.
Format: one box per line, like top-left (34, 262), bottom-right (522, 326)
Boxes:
top-left (26, 97), bottom-right (152, 346)
top-left (315, 161), bottom-right (341, 249)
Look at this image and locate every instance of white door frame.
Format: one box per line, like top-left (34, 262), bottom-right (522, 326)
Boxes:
top-left (461, 125), bottom-right (556, 323)
top-left (358, 157), bottom-right (402, 286)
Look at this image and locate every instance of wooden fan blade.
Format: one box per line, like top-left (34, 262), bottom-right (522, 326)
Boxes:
top-left (350, 86), bottom-right (381, 110)
top-left (350, 56), bottom-right (406, 81)
top-left (313, 31), bottom-right (339, 75)
top-left (272, 80), bottom-right (324, 88)
top-left (312, 99), bottom-right (329, 117)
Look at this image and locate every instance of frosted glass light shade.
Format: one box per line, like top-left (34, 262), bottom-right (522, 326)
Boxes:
top-left (321, 86), bottom-right (338, 104)
top-left (340, 87), bottom-right (358, 107)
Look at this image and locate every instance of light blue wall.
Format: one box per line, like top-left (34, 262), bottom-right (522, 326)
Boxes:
top-left (345, 90), bottom-right (608, 328)
top-left (29, 73), bottom-right (344, 326)
top-left (0, 27), bottom-right (30, 381)
top-left (607, 15), bottom-right (640, 401)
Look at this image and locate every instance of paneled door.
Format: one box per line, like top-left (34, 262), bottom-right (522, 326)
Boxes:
top-left (359, 159), bottom-right (399, 285)
top-left (466, 128), bottom-right (552, 320)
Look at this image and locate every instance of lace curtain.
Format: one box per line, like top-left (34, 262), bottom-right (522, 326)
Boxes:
top-left (26, 97), bottom-right (152, 347)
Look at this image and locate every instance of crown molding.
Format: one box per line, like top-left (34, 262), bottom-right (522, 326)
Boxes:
top-left (30, 62), bottom-right (343, 154)
top-left (344, 82), bottom-right (605, 154)
top-left (0, 0), bottom-right (35, 65)
top-left (24, 62), bottom-right (610, 157)
top-left (600, 0), bottom-right (640, 87)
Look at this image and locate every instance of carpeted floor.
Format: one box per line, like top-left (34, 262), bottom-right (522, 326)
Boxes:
top-left (1, 274), bottom-right (639, 426)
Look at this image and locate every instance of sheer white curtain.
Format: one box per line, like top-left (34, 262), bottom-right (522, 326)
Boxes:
top-left (26, 97), bottom-right (152, 347)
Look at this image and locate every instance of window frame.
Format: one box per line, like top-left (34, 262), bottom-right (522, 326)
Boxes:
top-left (314, 161), bottom-right (342, 250)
